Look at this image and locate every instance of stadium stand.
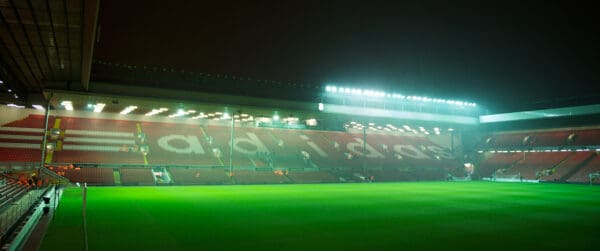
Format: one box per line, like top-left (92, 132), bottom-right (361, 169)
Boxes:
top-left (61, 167), bottom-right (115, 185)
top-left (506, 152), bottom-right (572, 179)
top-left (0, 115), bottom-right (45, 162)
top-left (168, 168), bottom-right (230, 185)
top-left (0, 179), bottom-right (30, 209)
top-left (481, 128), bottom-right (600, 148)
top-left (120, 168), bottom-right (155, 185)
top-left (286, 171), bottom-right (338, 183)
top-left (143, 123), bottom-right (221, 166)
top-left (542, 151), bottom-right (595, 181)
top-left (477, 153), bottom-right (523, 178)
top-left (232, 170), bottom-right (289, 184)
top-left (567, 154), bottom-right (600, 183)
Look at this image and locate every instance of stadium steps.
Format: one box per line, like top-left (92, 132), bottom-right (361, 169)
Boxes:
top-left (113, 169), bottom-right (122, 185)
top-left (560, 153), bottom-right (597, 182)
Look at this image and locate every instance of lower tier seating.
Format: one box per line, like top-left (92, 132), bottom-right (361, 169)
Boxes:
top-left (120, 168), bottom-right (155, 185)
top-left (233, 170), bottom-right (289, 184)
top-left (287, 171), bottom-right (338, 183)
top-left (168, 168), bottom-right (230, 185)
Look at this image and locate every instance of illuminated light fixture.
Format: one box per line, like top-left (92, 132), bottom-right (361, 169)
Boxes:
top-left (376, 126), bottom-right (383, 129)
top-left (61, 101), bottom-right (73, 111)
top-left (318, 103), bottom-right (324, 111)
top-left (191, 112), bottom-right (207, 119)
top-left (145, 108), bottom-right (169, 116)
top-left (93, 103), bottom-right (106, 113)
top-left (168, 109), bottom-right (196, 118)
top-left (32, 104), bottom-right (45, 110)
top-left (448, 128), bottom-right (454, 132)
top-left (368, 122), bottom-right (375, 126)
top-left (248, 116), bottom-right (254, 121)
top-left (419, 127), bottom-right (426, 131)
top-left (120, 105), bottom-right (138, 115)
top-left (222, 113), bottom-right (231, 119)
top-left (326, 86), bottom-right (479, 108)
top-left (241, 113), bottom-right (249, 117)
top-left (215, 112), bottom-right (223, 115)
top-left (273, 114), bottom-right (280, 121)
top-left (14, 94), bottom-right (18, 99)
top-left (284, 117), bottom-right (299, 123)
top-left (424, 131), bottom-right (430, 135)
top-left (233, 115), bottom-right (240, 119)
top-left (7, 89), bottom-right (12, 92)
top-left (7, 103), bottom-right (25, 108)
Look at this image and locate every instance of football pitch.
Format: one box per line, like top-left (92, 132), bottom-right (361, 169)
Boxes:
top-left (40, 182), bottom-right (600, 251)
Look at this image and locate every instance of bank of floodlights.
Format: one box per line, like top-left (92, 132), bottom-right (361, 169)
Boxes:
top-left (324, 85), bottom-right (477, 107)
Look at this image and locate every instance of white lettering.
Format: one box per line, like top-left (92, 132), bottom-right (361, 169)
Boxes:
top-left (426, 145), bottom-right (455, 159)
top-left (393, 145), bottom-right (430, 159)
top-left (232, 133), bottom-right (269, 155)
top-left (157, 135), bottom-right (205, 154)
top-left (347, 138), bottom-right (384, 158)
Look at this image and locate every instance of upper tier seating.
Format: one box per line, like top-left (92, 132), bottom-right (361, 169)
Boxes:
top-left (1, 115), bottom-right (45, 162)
top-left (481, 128), bottom-right (600, 148)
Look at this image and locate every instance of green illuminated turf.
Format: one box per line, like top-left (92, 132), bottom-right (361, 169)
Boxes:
top-left (40, 182), bottom-right (600, 251)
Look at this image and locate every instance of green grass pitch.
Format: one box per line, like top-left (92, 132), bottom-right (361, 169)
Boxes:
top-left (40, 182), bottom-right (600, 251)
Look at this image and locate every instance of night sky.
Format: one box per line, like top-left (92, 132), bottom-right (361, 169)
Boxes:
top-left (94, 1), bottom-right (600, 113)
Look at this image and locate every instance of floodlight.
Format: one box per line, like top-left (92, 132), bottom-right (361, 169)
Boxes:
top-left (7, 103), bottom-right (25, 108)
top-left (61, 101), bottom-right (73, 111)
top-left (93, 103), bottom-right (106, 113)
top-left (32, 104), bottom-right (45, 110)
top-left (306, 118), bottom-right (318, 126)
top-left (120, 106), bottom-right (138, 115)
top-left (273, 114), bottom-right (280, 121)
top-left (318, 103), bottom-right (324, 111)
top-left (145, 108), bottom-right (168, 116)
